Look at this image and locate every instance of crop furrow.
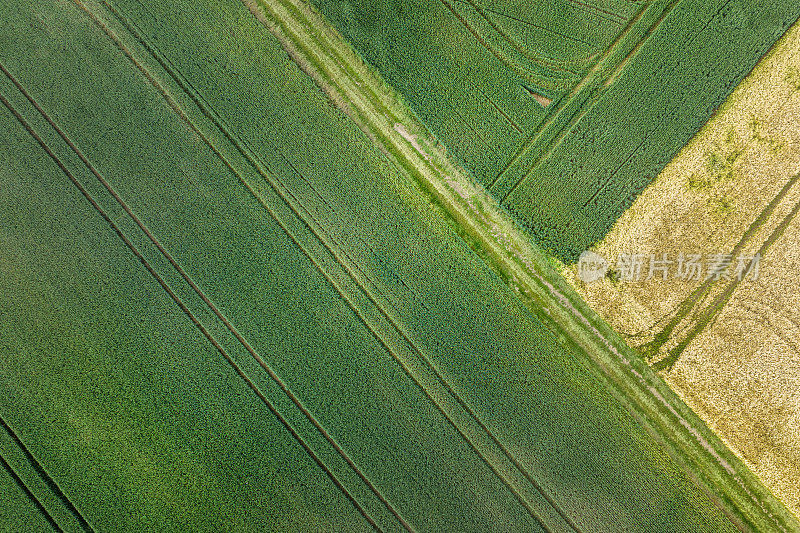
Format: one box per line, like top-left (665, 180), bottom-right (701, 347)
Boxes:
top-left (0, 405), bottom-right (92, 532)
top-left (93, 0), bottom-right (415, 323)
top-left (439, 0), bottom-right (575, 92)
top-left (569, 0), bottom-right (740, 219)
top-left (455, 0), bottom-right (582, 75)
top-left (488, 0), bottom-right (656, 191)
top-left (458, 2), bottom-right (595, 48)
top-left (654, 194), bottom-right (800, 372)
top-left (557, 0), bottom-right (627, 23)
top-left (247, 2), bottom-right (588, 531)
top-left (636, 172), bottom-right (800, 353)
top-left (460, 0), bottom-right (581, 73)
top-left (90, 4), bottom-right (582, 529)
top-left (500, 0), bottom-right (680, 202)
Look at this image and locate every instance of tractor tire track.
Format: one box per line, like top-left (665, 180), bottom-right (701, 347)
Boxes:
top-left (0, 452), bottom-right (61, 532)
top-left (497, 0), bottom-right (682, 202)
top-left (487, 0), bottom-right (656, 191)
top-left (0, 410), bottom-right (92, 531)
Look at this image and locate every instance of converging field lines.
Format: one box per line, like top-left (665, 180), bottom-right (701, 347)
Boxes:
top-left (250, 0), bottom-right (800, 528)
top-left (251, 1), bottom-right (595, 529)
top-left (452, 0), bottom-right (585, 73)
top-left (439, 0), bottom-right (576, 93)
top-left (448, 0), bottom-right (596, 50)
top-left (489, 0), bottom-right (675, 197)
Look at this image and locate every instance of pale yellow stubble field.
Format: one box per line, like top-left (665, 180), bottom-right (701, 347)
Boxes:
top-left (562, 22), bottom-right (800, 515)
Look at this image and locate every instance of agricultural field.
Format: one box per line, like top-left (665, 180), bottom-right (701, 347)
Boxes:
top-left (309, 0), bottom-right (800, 260)
top-left (309, 0), bottom-right (640, 184)
top-left (563, 19), bottom-right (800, 519)
top-left (1, 0), bottom-right (798, 531)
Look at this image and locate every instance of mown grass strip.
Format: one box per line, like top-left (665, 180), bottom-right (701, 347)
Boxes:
top-left (246, 2), bottom-right (582, 531)
top-left (250, 0), bottom-right (800, 530)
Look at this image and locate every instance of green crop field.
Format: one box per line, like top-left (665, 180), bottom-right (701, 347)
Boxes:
top-left (308, 0), bottom-right (800, 261)
top-left (309, 0), bottom-right (641, 187)
top-left (1, 0), bottom-right (797, 531)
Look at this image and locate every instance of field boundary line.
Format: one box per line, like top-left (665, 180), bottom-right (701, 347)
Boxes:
top-left (627, 75), bottom-right (800, 349)
top-left (247, 0), bottom-right (800, 529)
top-left (87, 8), bottom-right (500, 524)
top-left (248, 0), bottom-right (593, 529)
top-left (559, 0), bottom-right (800, 255)
top-left (0, 82), bottom-right (385, 533)
top-left (619, 69), bottom-right (800, 347)
top-left (570, 0), bottom-right (738, 216)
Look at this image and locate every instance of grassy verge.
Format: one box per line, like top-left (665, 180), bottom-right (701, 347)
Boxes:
top-left (249, 0), bottom-right (800, 530)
